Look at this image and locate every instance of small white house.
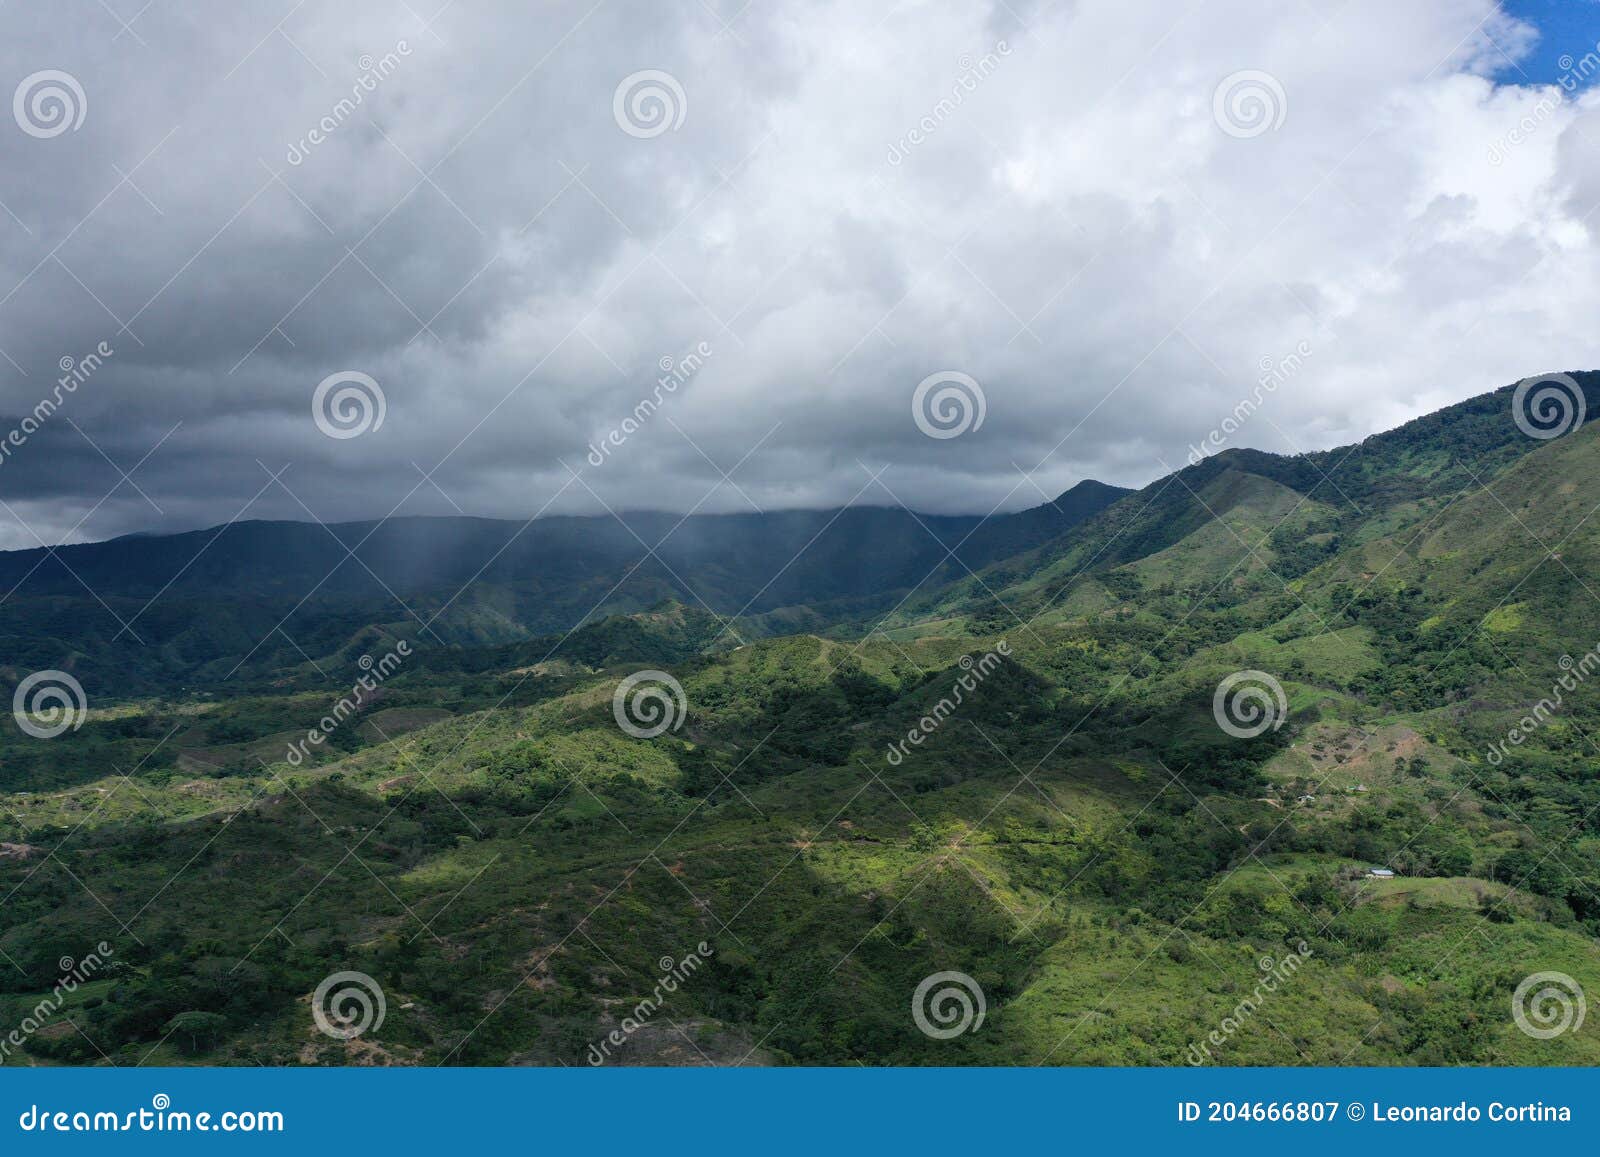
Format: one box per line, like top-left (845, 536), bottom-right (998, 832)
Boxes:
top-left (1367, 867), bottom-right (1395, 879)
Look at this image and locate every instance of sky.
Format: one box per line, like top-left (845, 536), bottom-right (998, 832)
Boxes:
top-left (0, 0), bottom-right (1598, 548)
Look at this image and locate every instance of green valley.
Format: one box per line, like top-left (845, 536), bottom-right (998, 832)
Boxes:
top-left (3, 374), bottom-right (1600, 1067)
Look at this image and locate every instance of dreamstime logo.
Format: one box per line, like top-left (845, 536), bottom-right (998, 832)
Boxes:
top-left (12, 670), bottom-right (87, 739)
top-left (912, 970), bottom-right (986, 1040)
top-left (0, 341), bottom-right (113, 472)
top-left (613, 70), bottom-right (686, 138)
top-left (1487, 43), bottom-right (1600, 166)
top-left (311, 971), bottom-right (386, 1041)
top-left (1512, 971), bottom-right (1585, 1040)
top-left (588, 341), bottom-right (711, 467)
top-left (285, 641), bottom-right (410, 766)
top-left (286, 40), bottom-right (412, 165)
top-left (1485, 642), bottom-right (1600, 766)
top-left (912, 371), bottom-right (986, 439)
top-left (612, 670), bottom-right (687, 739)
top-left (586, 941), bottom-right (714, 1065)
top-left (1187, 943), bottom-right (1313, 1064)
top-left (1188, 340), bottom-right (1314, 464)
top-left (885, 40), bottom-right (1011, 165)
top-left (1487, 90), bottom-right (1560, 168)
top-left (312, 370), bottom-right (386, 439)
top-left (1212, 70), bottom-right (1287, 139)
top-left (0, 941), bottom-right (115, 1062)
top-left (1511, 372), bottom-right (1585, 441)
top-left (887, 642), bottom-right (1010, 765)
top-left (1212, 670), bottom-right (1287, 739)
top-left (13, 70), bottom-right (86, 138)
top-left (16, 1094), bottom-right (282, 1134)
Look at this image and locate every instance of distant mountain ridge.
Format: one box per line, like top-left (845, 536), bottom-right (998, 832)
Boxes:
top-left (0, 480), bottom-right (1129, 693)
top-left (5, 369), bottom-right (1598, 698)
top-left (0, 480), bottom-right (1131, 601)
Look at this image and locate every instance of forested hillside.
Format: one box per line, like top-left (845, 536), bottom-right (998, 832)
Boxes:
top-left (3, 375), bottom-right (1599, 1067)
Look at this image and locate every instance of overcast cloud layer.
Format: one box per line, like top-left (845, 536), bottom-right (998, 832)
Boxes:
top-left (0, 0), bottom-right (1597, 548)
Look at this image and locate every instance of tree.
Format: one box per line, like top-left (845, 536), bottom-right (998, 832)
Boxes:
top-left (162, 1010), bottom-right (228, 1056)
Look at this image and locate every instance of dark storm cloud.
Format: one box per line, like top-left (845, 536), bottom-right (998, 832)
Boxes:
top-left (1, 0), bottom-right (1597, 547)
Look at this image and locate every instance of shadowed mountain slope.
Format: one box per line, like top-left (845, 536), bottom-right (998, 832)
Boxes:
top-left (0, 481), bottom-right (1129, 694)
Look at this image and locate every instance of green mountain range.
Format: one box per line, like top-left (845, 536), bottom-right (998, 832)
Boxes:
top-left (0, 479), bottom-right (1128, 695)
top-left (3, 373), bottom-right (1600, 1067)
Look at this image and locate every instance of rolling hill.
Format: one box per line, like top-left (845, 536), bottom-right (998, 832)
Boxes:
top-left (3, 373), bottom-right (1600, 1068)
